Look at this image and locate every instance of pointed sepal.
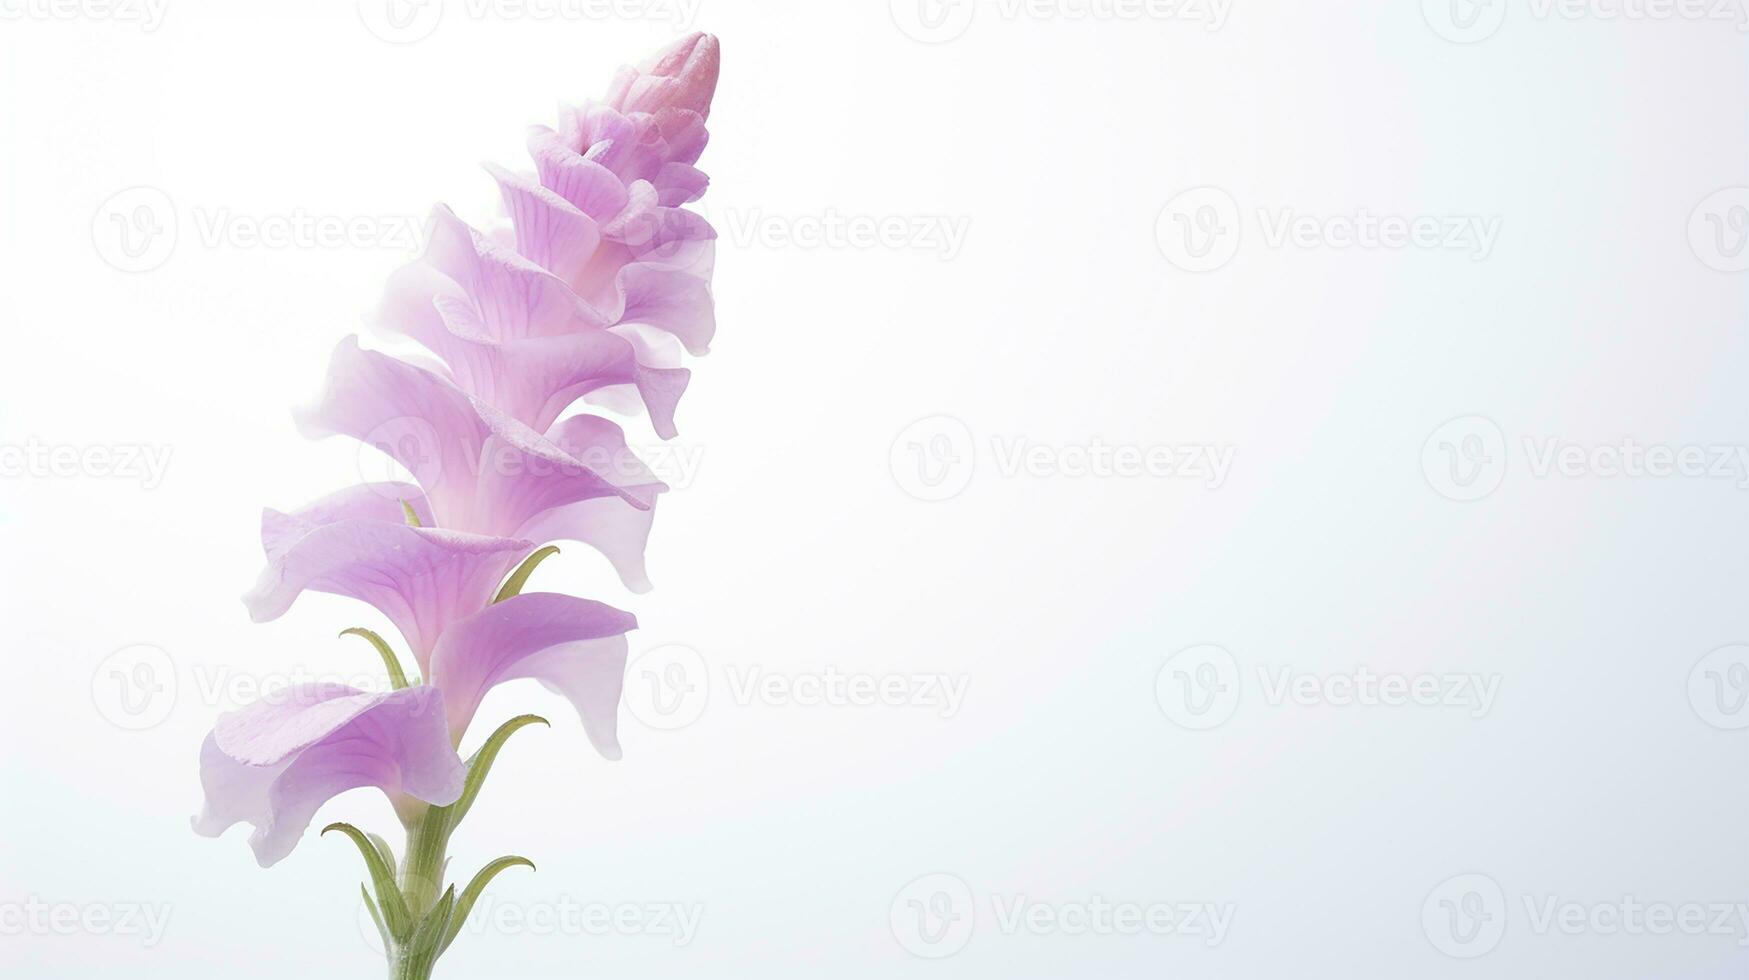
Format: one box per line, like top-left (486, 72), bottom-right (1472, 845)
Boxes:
top-left (323, 822), bottom-right (413, 942)
top-left (340, 627), bottom-right (414, 690)
top-left (452, 715), bottom-right (550, 824)
top-left (442, 856), bottom-right (535, 955)
top-left (494, 546), bottom-right (561, 603)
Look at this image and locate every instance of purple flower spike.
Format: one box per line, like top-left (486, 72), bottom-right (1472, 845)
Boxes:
top-left (201, 39), bottom-right (722, 969)
top-left (194, 684), bottom-right (464, 868)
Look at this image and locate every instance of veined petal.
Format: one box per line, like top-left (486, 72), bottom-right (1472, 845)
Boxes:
top-left (244, 509), bottom-right (530, 670)
top-left (194, 684), bottom-right (464, 868)
top-left (466, 400), bottom-right (666, 539)
top-left (428, 592), bottom-right (636, 751)
top-left (516, 495), bottom-right (658, 593)
top-left (378, 273), bottom-right (642, 433)
top-left (261, 482), bottom-right (432, 561)
top-left (296, 336), bottom-right (491, 525)
top-left (422, 205), bottom-right (596, 341)
top-left (298, 339), bottom-right (661, 535)
top-left (485, 163), bottom-right (603, 289)
top-left (529, 127), bottom-right (632, 223)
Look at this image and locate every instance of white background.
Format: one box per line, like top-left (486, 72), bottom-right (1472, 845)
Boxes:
top-left (2, 1), bottom-right (1747, 977)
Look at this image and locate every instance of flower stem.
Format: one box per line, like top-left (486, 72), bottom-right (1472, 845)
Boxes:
top-left (391, 807), bottom-right (454, 980)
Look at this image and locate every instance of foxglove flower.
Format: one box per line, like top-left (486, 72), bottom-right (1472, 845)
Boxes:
top-left (195, 33), bottom-right (722, 979)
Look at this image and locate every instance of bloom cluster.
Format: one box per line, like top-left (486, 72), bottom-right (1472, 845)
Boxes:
top-left (192, 34), bottom-right (721, 977)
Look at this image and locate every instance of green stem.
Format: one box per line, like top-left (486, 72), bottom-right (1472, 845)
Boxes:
top-left (392, 808), bottom-right (453, 980)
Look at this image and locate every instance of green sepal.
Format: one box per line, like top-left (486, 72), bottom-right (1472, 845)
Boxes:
top-left (367, 832), bottom-right (398, 875)
top-left (401, 500), bottom-right (422, 527)
top-left (407, 885), bottom-right (457, 961)
top-left (441, 856), bottom-right (535, 955)
top-left (323, 822), bottom-right (412, 942)
top-left (340, 627), bottom-right (413, 690)
top-left (451, 715), bottom-right (550, 824)
top-left (361, 884), bottom-right (392, 951)
top-left (494, 546), bottom-right (561, 603)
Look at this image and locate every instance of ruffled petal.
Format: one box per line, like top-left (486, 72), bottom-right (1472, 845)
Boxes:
top-left (516, 495), bottom-right (658, 593)
top-left (244, 509), bottom-right (530, 670)
top-left (193, 684), bottom-right (464, 867)
top-left (486, 163), bottom-right (603, 287)
top-left (421, 205), bottom-right (598, 340)
top-left (428, 592), bottom-right (636, 751)
top-left (296, 336), bottom-right (491, 525)
top-left (297, 339), bottom-right (662, 536)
